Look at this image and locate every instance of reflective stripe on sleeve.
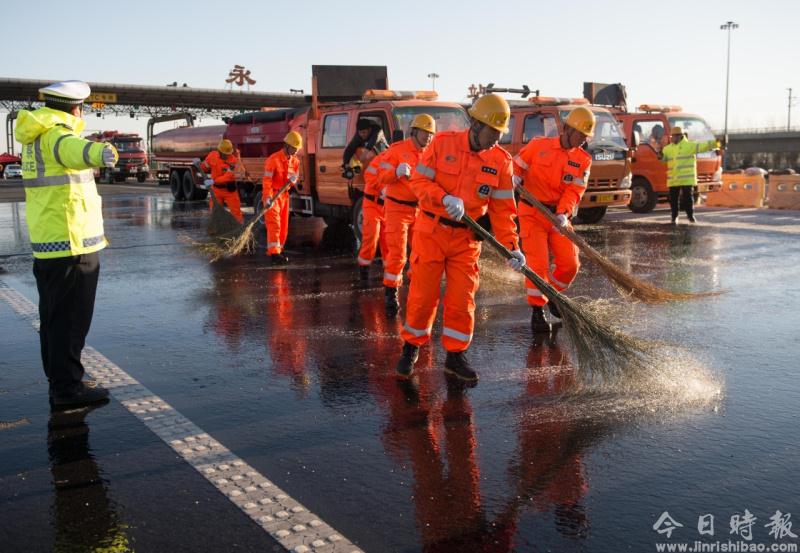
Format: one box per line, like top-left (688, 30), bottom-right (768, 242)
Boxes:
top-left (490, 188), bottom-right (515, 200)
top-left (83, 234), bottom-right (105, 248)
top-left (53, 134), bottom-right (69, 166)
top-left (513, 155), bottom-right (529, 171)
top-left (82, 143), bottom-right (93, 166)
top-left (366, 166), bottom-right (378, 174)
top-left (416, 164), bottom-right (435, 179)
top-left (380, 162), bottom-right (396, 171)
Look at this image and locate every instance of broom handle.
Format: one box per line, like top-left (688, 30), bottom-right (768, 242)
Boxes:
top-left (461, 214), bottom-right (550, 291)
top-left (516, 185), bottom-right (590, 247)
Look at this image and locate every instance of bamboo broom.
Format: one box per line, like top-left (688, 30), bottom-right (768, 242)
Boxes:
top-left (516, 184), bottom-right (721, 303)
top-left (191, 160), bottom-right (242, 237)
top-left (462, 214), bottom-right (658, 382)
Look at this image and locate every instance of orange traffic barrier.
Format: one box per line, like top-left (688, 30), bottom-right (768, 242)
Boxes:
top-left (705, 173), bottom-right (765, 208)
top-left (767, 174), bottom-right (800, 210)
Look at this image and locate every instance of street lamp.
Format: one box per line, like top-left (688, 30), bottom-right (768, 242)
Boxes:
top-left (427, 72), bottom-right (439, 91)
top-left (787, 88), bottom-right (799, 131)
top-left (720, 20), bottom-right (738, 168)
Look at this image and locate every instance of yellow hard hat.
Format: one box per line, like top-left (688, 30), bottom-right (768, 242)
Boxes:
top-left (468, 94), bottom-right (510, 133)
top-left (284, 131), bottom-right (303, 150)
top-left (410, 114), bottom-right (436, 134)
top-left (670, 126), bottom-right (684, 135)
top-left (564, 106), bottom-right (596, 136)
top-left (218, 139), bottom-right (234, 155)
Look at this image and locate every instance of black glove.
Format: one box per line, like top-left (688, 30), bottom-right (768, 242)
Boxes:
top-left (226, 182), bottom-right (237, 192)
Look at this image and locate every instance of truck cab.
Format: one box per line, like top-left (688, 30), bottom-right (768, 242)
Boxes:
top-left (613, 105), bottom-right (723, 213)
top-left (87, 131), bottom-right (149, 183)
top-left (500, 97), bottom-right (633, 223)
top-left (226, 90), bottom-right (470, 241)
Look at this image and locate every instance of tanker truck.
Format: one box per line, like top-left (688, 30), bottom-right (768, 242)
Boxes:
top-left (150, 124), bottom-right (226, 201)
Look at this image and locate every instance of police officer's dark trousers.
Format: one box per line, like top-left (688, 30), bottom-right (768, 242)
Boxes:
top-left (669, 186), bottom-right (694, 220)
top-left (33, 253), bottom-right (99, 395)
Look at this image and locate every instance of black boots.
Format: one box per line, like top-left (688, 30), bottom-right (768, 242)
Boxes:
top-left (385, 286), bottom-right (399, 312)
top-left (547, 302), bottom-right (563, 329)
top-left (395, 342), bottom-right (419, 379)
top-left (270, 253), bottom-right (288, 265)
top-left (444, 351), bottom-right (478, 382)
top-left (50, 382), bottom-right (110, 408)
top-left (531, 306), bottom-right (553, 334)
top-left (359, 266), bottom-right (369, 282)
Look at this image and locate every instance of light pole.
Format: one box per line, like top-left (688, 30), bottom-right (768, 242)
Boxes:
top-left (787, 88), bottom-right (799, 131)
top-left (720, 21), bottom-right (738, 168)
top-left (427, 72), bottom-right (439, 91)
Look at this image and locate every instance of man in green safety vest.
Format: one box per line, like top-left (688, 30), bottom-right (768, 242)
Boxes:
top-left (659, 126), bottom-right (718, 224)
top-left (15, 80), bottom-right (118, 408)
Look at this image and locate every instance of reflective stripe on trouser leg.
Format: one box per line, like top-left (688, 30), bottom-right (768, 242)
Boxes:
top-left (520, 213), bottom-right (550, 307)
top-left (266, 193), bottom-right (289, 254)
top-left (548, 230), bottom-right (579, 292)
top-left (357, 201), bottom-right (384, 266)
top-left (440, 232), bottom-right (480, 352)
top-left (382, 203), bottom-right (416, 288)
top-left (401, 229), bottom-right (445, 347)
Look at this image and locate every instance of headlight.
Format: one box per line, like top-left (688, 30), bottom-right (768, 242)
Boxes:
top-left (619, 173), bottom-right (632, 189)
top-left (712, 168), bottom-right (722, 182)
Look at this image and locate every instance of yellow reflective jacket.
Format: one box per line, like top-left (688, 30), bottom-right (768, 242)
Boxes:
top-left (15, 107), bottom-right (112, 259)
top-left (661, 137), bottom-right (717, 188)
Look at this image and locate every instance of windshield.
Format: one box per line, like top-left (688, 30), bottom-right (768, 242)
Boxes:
top-left (668, 116), bottom-right (716, 142)
top-left (393, 106), bottom-right (470, 137)
top-left (115, 139), bottom-right (143, 152)
top-left (560, 109), bottom-right (627, 150)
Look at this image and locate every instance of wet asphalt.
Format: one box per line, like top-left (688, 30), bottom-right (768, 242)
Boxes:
top-left (1, 186), bottom-right (798, 552)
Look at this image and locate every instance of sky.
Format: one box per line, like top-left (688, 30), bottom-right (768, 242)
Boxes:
top-left (2, 0), bottom-right (799, 151)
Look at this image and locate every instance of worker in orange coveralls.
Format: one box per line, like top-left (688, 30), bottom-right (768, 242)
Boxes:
top-left (201, 139), bottom-right (243, 223)
top-left (378, 114), bottom-right (436, 313)
top-left (512, 106), bottom-right (594, 333)
top-left (394, 94), bottom-right (526, 383)
top-left (263, 131), bottom-right (302, 265)
top-left (356, 151), bottom-right (390, 282)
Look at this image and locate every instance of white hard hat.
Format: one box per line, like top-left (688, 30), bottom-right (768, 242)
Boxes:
top-left (39, 80), bottom-right (91, 105)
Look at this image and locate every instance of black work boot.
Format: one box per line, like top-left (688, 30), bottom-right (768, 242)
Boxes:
top-left (444, 351), bottom-right (478, 382)
top-left (395, 342), bottom-right (419, 379)
top-left (270, 253), bottom-right (288, 265)
top-left (359, 266), bottom-right (369, 282)
top-left (50, 382), bottom-right (110, 409)
top-left (385, 286), bottom-right (400, 312)
top-left (547, 301), bottom-right (563, 329)
top-left (531, 306), bottom-right (552, 334)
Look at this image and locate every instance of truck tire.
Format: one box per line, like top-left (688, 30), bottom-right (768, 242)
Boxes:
top-left (137, 173), bottom-right (147, 183)
top-left (182, 171), bottom-right (199, 201)
top-left (628, 177), bottom-right (657, 213)
top-left (575, 206), bottom-right (607, 224)
top-left (169, 171), bottom-right (184, 200)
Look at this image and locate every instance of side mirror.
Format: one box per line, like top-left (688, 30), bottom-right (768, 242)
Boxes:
top-left (391, 129), bottom-right (405, 143)
top-left (630, 131), bottom-right (641, 149)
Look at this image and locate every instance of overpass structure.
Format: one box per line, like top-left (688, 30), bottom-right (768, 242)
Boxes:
top-left (721, 128), bottom-right (800, 170)
top-left (1, 77), bottom-right (311, 154)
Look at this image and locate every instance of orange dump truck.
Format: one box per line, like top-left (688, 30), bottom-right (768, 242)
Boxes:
top-left (499, 96), bottom-right (633, 223)
top-left (612, 105), bottom-right (723, 213)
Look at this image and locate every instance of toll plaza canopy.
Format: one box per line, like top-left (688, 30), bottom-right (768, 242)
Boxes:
top-left (0, 78), bottom-right (311, 112)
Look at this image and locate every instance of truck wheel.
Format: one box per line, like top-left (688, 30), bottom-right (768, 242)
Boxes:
top-left (628, 178), bottom-right (657, 213)
top-left (182, 171), bottom-right (199, 201)
top-left (351, 197), bottom-right (364, 254)
top-left (137, 173), bottom-right (147, 183)
top-left (169, 171), bottom-right (184, 200)
top-left (575, 206), bottom-right (607, 224)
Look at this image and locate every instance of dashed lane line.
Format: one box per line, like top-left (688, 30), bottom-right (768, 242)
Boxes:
top-left (0, 279), bottom-right (363, 553)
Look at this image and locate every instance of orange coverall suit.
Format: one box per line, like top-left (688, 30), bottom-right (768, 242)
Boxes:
top-left (263, 149), bottom-right (299, 255)
top-left (202, 150), bottom-right (243, 223)
top-left (513, 137), bottom-right (591, 307)
top-left (357, 153), bottom-right (389, 267)
top-left (402, 130), bottom-right (519, 353)
top-left (377, 138), bottom-right (424, 288)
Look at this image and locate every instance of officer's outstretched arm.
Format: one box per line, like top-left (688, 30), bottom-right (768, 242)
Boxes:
top-left (50, 131), bottom-right (108, 170)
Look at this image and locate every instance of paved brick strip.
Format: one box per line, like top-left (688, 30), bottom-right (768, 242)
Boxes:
top-left (0, 279), bottom-right (363, 553)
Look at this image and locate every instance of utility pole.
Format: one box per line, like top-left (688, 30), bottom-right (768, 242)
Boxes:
top-left (720, 21), bottom-right (738, 168)
top-left (788, 88), bottom-right (799, 131)
top-left (427, 73), bottom-right (439, 91)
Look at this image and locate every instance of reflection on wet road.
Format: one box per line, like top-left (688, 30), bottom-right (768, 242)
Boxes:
top-left (1, 195), bottom-right (798, 552)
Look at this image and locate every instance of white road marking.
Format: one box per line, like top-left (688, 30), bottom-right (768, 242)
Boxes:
top-left (0, 280), bottom-right (363, 553)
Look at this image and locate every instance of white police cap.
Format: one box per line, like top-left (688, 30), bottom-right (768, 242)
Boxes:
top-left (39, 80), bottom-right (91, 105)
